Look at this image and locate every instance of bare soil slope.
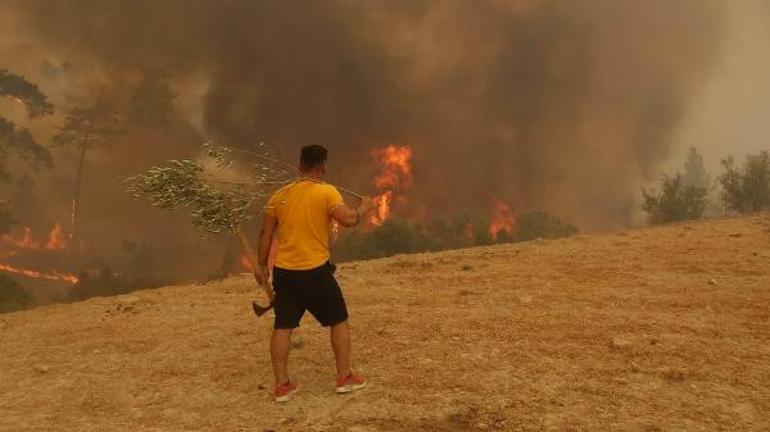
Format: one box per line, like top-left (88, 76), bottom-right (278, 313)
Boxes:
top-left (1, 215), bottom-right (769, 431)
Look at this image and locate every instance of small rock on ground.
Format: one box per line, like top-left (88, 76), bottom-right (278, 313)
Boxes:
top-left (611, 337), bottom-right (632, 349)
top-left (116, 295), bottom-right (143, 305)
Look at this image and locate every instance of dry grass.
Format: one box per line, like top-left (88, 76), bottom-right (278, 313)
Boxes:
top-left (1, 214), bottom-right (769, 431)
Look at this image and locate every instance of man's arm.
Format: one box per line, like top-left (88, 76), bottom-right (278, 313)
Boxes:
top-left (332, 196), bottom-right (374, 227)
top-left (255, 212), bottom-right (278, 287)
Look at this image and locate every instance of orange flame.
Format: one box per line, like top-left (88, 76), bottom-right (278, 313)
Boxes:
top-left (0, 223), bottom-right (76, 284)
top-left (370, 145), bottom-right (414, 226)
top-left (45, 223), bottom-right (67, 251)
top-left (8, 226), bottom-right (40, 249)
top-left (489, 199), bottom-right (516, 241)
top-left (4, 224), bottom-right (68, 251)
top-left (0, 263), bottom-right (79, 284)
top-left (373, 191), bottom-right (393, 224)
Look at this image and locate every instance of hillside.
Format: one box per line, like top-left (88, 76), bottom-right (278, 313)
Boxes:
top-left (1, 215), bottom-right (769, 431)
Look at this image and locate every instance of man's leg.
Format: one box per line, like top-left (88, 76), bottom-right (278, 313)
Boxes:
top-left (271, 328), bottom-right (293, 386)
top-left (330, 319), bottom-right (367, 393)
top-left (330, 320), bottom-right (350, 378)
top-left (309, 269), bottom-right (364, 392)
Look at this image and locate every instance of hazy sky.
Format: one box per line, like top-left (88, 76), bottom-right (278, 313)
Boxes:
top-left (671, 0), bottom-right (770, 174)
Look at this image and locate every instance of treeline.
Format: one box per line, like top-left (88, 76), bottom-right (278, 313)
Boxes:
top-left (0, 67), bottom-right (184, 313)
top-left (333, 211), bottom-right (577, 262)
top-left (642, 148), bottom-right (770, 224)
top-left (1, 67), bottom-right (178, 238)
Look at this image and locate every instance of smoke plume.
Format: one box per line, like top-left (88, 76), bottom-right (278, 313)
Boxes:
top-left (0, 0), bottom-right (727, 282)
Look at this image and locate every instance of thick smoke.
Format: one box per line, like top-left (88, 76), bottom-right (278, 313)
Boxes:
top-left (0, 0), bottom-right (726, 281)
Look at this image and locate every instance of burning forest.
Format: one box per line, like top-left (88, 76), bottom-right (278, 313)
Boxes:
top-left (0, 0), bottom-right (753, 311)
top-left (3, 2), bottom-right (770, 431)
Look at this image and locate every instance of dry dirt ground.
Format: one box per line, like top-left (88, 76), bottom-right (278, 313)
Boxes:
top-left (1, 214), bottom-right (769, 431)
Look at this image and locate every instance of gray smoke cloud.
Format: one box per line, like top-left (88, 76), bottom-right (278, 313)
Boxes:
top-left (0, 0), bottom-right (727, 281)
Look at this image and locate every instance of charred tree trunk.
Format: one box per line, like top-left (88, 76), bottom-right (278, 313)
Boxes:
top-left (69, 133), bottom-right (90, 243)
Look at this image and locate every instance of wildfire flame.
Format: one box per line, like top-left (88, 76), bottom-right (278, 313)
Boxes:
top-left (489, 199), bottom-right (517, 241)
top-left (12, 226), bottom-right (37, 249)
top-left (373, 191), bottom-right (393, 224)
top-left (3, 223), bottom-right (68, 251)
top-left (45, 223), bottom-right (67, 251)
top-left (0, 223), bottom-right (77, 284)
top-left (0, 263), bottom-right (79, 284)
top-left (370, 145), bottom-right (414, 226)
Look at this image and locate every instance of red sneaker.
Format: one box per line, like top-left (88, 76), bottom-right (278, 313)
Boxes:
top-left (274, 381), bottom-right (297, 403)
top-left (336, 371), bottom-right (367, 394)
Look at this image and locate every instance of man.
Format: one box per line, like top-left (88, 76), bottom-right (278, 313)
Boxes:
top-left (255, 145), bottom-right (374, 403)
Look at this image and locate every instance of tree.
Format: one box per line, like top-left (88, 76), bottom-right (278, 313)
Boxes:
top-left (682, 147), bottom-right (710, 190)
top-left (126, 142), bottom-right (358, 234)
top-left (52, 103), bottom-right (123, 241)
top-left (0, 69), bottom-right (54, 182)
top-left (642, 174), bottom-right (708, 224)
top-left (719, 151), bottom-right (770, 213)
top-left (126, 156), bottom-right (254, 234)
top-left (0, 69), bottom-right (53, 117)
top-left (127, 70), bottom-right (177, 128)
top-left (126, 142), bottom-right (303, 307)
top-left (0, 200), bottom-right (18, 235)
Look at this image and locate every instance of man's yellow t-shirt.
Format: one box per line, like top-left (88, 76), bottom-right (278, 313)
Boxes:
top-left (265, 180), bottom-right (344, 270)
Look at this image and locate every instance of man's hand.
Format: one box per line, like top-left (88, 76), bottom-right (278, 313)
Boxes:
top-left (253, 265), bottom-right (275, 303)
top-left (253, 264), bottom-right (269, 286)
top-left (332, 196), bottom-right (374, 228)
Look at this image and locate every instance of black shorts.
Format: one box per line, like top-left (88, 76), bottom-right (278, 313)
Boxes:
top-left (272, 261), bottom-right (348, 329)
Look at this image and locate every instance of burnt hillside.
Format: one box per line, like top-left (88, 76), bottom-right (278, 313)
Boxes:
top-left (1, 214), bottom-right (769, 431)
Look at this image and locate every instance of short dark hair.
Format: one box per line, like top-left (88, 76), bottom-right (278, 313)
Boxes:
top-left (300, 145), bottom-right (328, 171)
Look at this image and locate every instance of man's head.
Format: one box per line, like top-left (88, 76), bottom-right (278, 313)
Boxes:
top-left (300, 145), bottom-right (328, 175)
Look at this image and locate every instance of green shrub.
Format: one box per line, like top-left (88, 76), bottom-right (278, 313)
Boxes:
top-left (333, 218), bottom-right (434, 261)
top-left (511, 210), bottom-right (578, 241)
top-left (68, 267), bottom-right (170, 302)
top-left (333, 211), bottom-right (577, 262)
top-left (0, 274), bottom-right (30, 313)
top-left (427, 214), bottom-right (473, 250)
top-left (642, 174), bottom-right (708, 224)
top-left (719, 151), bottom-right (770, 213)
